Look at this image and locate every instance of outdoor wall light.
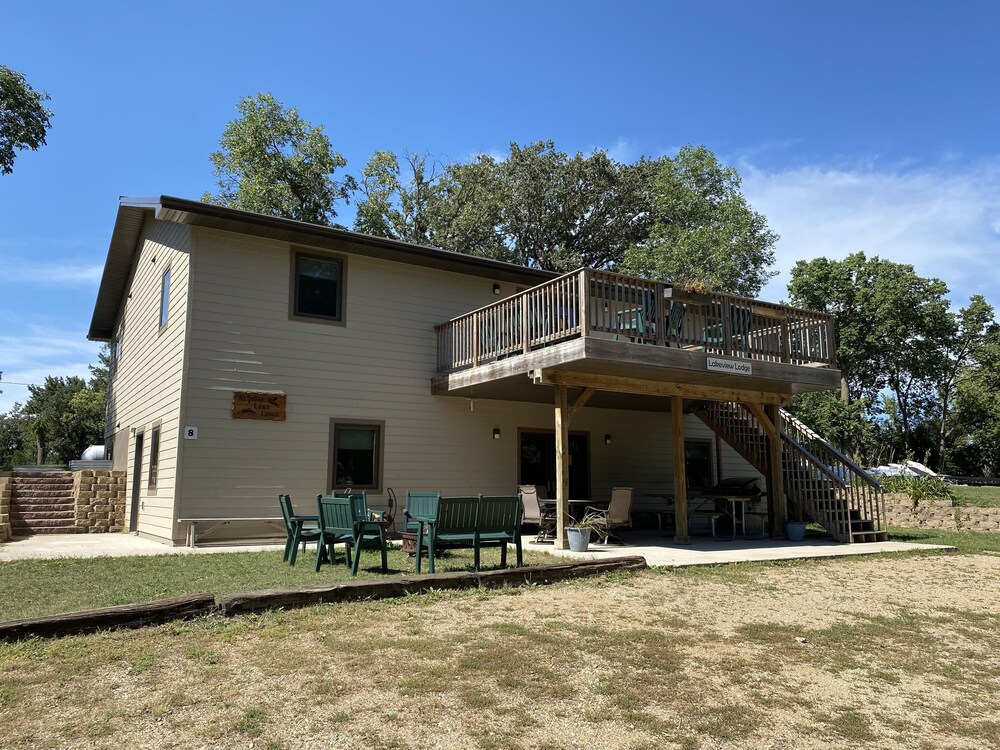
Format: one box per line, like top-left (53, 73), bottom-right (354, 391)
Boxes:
top-left (493, 427), bottom-right (501, 440)
top-left (493, 283), bottom-right (501, 295)
top-left (604, 434), bottom-right (612, 445)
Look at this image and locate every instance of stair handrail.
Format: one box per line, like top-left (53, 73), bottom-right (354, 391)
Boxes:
top-left (779, 408), bottom-right (883, 491)
top-left (781, 433), bottom-right (848, 489)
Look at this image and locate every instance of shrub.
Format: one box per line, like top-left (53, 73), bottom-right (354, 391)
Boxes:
top-left (879, 474), bottom-right (955, 503)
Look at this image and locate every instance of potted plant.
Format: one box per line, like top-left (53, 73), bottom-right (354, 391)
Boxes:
top-left (786, 502), bottom-right (806, 542)
top-left (566, 513), bottom-right (603, 552)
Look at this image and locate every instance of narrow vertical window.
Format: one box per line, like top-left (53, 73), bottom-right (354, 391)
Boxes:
top-left (148, 426), bottom-right (160, 488)
top-left (160, 269), bottom-right (171, 329)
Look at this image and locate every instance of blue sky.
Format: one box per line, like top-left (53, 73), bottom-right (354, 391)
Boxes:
top-left (2, 1), bottom-right (999, 411)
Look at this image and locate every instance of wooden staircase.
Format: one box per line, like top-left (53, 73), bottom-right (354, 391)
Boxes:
top-left (9, 469), bottom-right (78, 536)
top-left (695, 403), bottom-right (888, 543)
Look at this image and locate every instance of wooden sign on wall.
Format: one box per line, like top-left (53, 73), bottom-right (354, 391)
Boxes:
top-left (232, 392), bottom-right (287, 421)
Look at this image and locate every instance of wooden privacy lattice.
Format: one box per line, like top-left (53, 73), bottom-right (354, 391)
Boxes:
top-left (698, 402), bottom-right (886, 543)
top-left (436, 268), bottom-right (837, 372)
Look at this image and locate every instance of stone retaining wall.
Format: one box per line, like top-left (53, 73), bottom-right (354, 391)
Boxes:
top-left (0, 473), bottom-right (11, 542)
top-left (73, 470), bottom-right (127, 533)
top-left (885, 492), bottom-right (1000, 532)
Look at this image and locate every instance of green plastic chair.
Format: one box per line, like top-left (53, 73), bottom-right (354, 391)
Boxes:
top-left (478, 495), bottom-right (524, 568)
top-left (415, 495), bottom-right (479, 574)
top-left (317, 494), bottom-right (388, 576)
top-left (278, 494), bottom-right (321, 566)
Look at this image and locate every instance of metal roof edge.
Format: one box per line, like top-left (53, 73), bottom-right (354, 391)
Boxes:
top-left (88, 195), bottom-right (558, 342)
top-left (87, 201), bottom-right (157, 340)
top-left (154, 195), bottom-right (557, 285)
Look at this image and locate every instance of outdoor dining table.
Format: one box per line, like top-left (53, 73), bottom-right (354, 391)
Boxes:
top-left (538, 498), bottom-right (609, 523)
top-left (640, 493), bottom-right (675, 535)
top-left (691, 496), bottom-right (757, 540)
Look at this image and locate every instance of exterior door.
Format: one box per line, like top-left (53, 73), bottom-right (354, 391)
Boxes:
top-left (519, 431), bottom-right (590, 499)
top-left (129, 432), bottom-right (143, 533)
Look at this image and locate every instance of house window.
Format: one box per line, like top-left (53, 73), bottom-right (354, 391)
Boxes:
top-left (293, 252), bottom-right (344, 322)
top-left (684, 440), bottom-right (714, 491)
top-left (148, 426), bottom-right (161, 488)
top-left (331, 421), bottom-right (382, 491)
top-left (159, 269), bottom-right (171, 329)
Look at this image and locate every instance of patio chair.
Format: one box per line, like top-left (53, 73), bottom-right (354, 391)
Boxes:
top-left (278, 493), bottom-right (321, 566)
top-left (666, 301), bottom-right (687, 347)
top-left (584, 487), bottom-right (634, 544)
top-left (730, 304), bottom-right (752, 349)
top-left (316, 494), bottom-right (388, 575)
top-left (403, 491), bottom-right (442, 535)
top-left (613, 307), bottom-right (653, 343)
top-left (519, 484), bottom-right (556, 542)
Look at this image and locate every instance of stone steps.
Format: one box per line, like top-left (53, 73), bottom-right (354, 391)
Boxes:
top-left (10, 470), bottom-right (76, 535)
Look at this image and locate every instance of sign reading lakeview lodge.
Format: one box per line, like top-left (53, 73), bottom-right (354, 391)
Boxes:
top-left (706, 357), bottom-right (753, 376)
top-left (232, 391), bottom-right (287, 421)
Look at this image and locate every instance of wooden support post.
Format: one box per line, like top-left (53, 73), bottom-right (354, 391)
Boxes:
top-left (671, 395), bottom-right (689, 544)
top-left (765, 402), bottom-right (787, 539)
top-left (554, 385), bottom-right (570, 549)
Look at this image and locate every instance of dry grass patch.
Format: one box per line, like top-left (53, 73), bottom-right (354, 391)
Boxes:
top-left (2, 555), bottom-right (1000, 748)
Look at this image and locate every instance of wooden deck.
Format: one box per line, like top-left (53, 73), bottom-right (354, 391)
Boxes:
top-left (433, 269), bottom-right (841, 404)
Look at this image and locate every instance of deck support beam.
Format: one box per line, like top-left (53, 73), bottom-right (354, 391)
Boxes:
top-left (534, 369), bottom-right (789, 405)
top-left (554, 385), bottom-right (571, 549)
top-left (765, 402), bottom-right (787, 539)
top-left (672, 395), bottom-right (689, 544)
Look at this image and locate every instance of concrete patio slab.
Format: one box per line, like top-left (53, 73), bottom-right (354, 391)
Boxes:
top-left (1, 531), bottom-right (954, 566)
top-left (0, 534), bottom-right (284, 562)
top-left (524, 531), bottom-right (955, 567)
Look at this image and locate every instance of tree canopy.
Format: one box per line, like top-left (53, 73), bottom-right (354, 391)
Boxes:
top-left (0, 65), bottom-right (53, 175)
top-left (0, 351), bottom-right (109, 469)
top-left (203, 93), bottom-right (355, 225)
top-left (352, 141), bottom-right (777, 295)
top-left (789, 253), bottom-right (997, 472)
top-left (621, 146), bottom-right (777, 297)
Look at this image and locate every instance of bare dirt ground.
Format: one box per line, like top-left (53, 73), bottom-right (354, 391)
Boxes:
top-left (2, 551), bottom-right (999, 749)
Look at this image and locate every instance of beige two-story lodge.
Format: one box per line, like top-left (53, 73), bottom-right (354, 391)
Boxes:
top-left (88, 196), bottom-right (886, 547)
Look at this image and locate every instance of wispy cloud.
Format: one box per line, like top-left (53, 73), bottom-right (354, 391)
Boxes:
top-left (0, 323), bottom-right (103, 412)
top-left (741, 157), bottom-right (1000, 308)
top-left (0, 259), bottom-right (104, 287)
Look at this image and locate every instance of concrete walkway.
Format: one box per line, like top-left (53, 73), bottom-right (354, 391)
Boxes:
top-left (0, 531), bottom-right (953, 566)
top-left (528, 531), bottom-right (955, 567)
top-left (0, 534), bottom-right (284, 561)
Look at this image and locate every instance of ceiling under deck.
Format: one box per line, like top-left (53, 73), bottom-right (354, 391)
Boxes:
top-left (431, 337), bottom-right (842, 411)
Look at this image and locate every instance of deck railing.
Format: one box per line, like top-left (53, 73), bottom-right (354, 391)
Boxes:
top-left (436, 269), bottom-right (837, 372)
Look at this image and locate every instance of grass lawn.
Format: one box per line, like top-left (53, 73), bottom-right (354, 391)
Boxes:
top-left (950, 483), bottom-right (1000, 508)
top-left (0, 545), bottom-right (558, 622)
top-left (888, 525), bottom-right (1000, 554)
top-left (1, 551), bottom-right (998, 749)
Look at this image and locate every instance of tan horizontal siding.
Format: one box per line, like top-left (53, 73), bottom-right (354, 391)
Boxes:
top-left (105, 219), bottom-right (190, 542)
top-left (177, 226), bottom-right (762, 527)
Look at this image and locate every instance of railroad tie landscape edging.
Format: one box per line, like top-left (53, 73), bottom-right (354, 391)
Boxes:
top-left (0, 556), bottom-right (648, 641)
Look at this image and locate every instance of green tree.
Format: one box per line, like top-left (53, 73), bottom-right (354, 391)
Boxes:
top-left (621, 146), bottom-right (778, 297)
top-left (787, 391), bottom-right (876, 462)
top-left (789, 253), bottom-right (955, 459)
top-left (23, 366), bottom-right (106, 465)
top-left (0, 66), bottom-right (53, 174)
top-left (0, 403), bottom-right (33, 470)
top-left (354, 151), bottom-right (443, 244)
top-left (358, 141), bottom-right (656, 272)
top-left (934, 296), bottom-right (996, 471)
top-left (203, 93), bottom-right (355, 225)
top-left (25, 376), bottom-right (87, 464)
